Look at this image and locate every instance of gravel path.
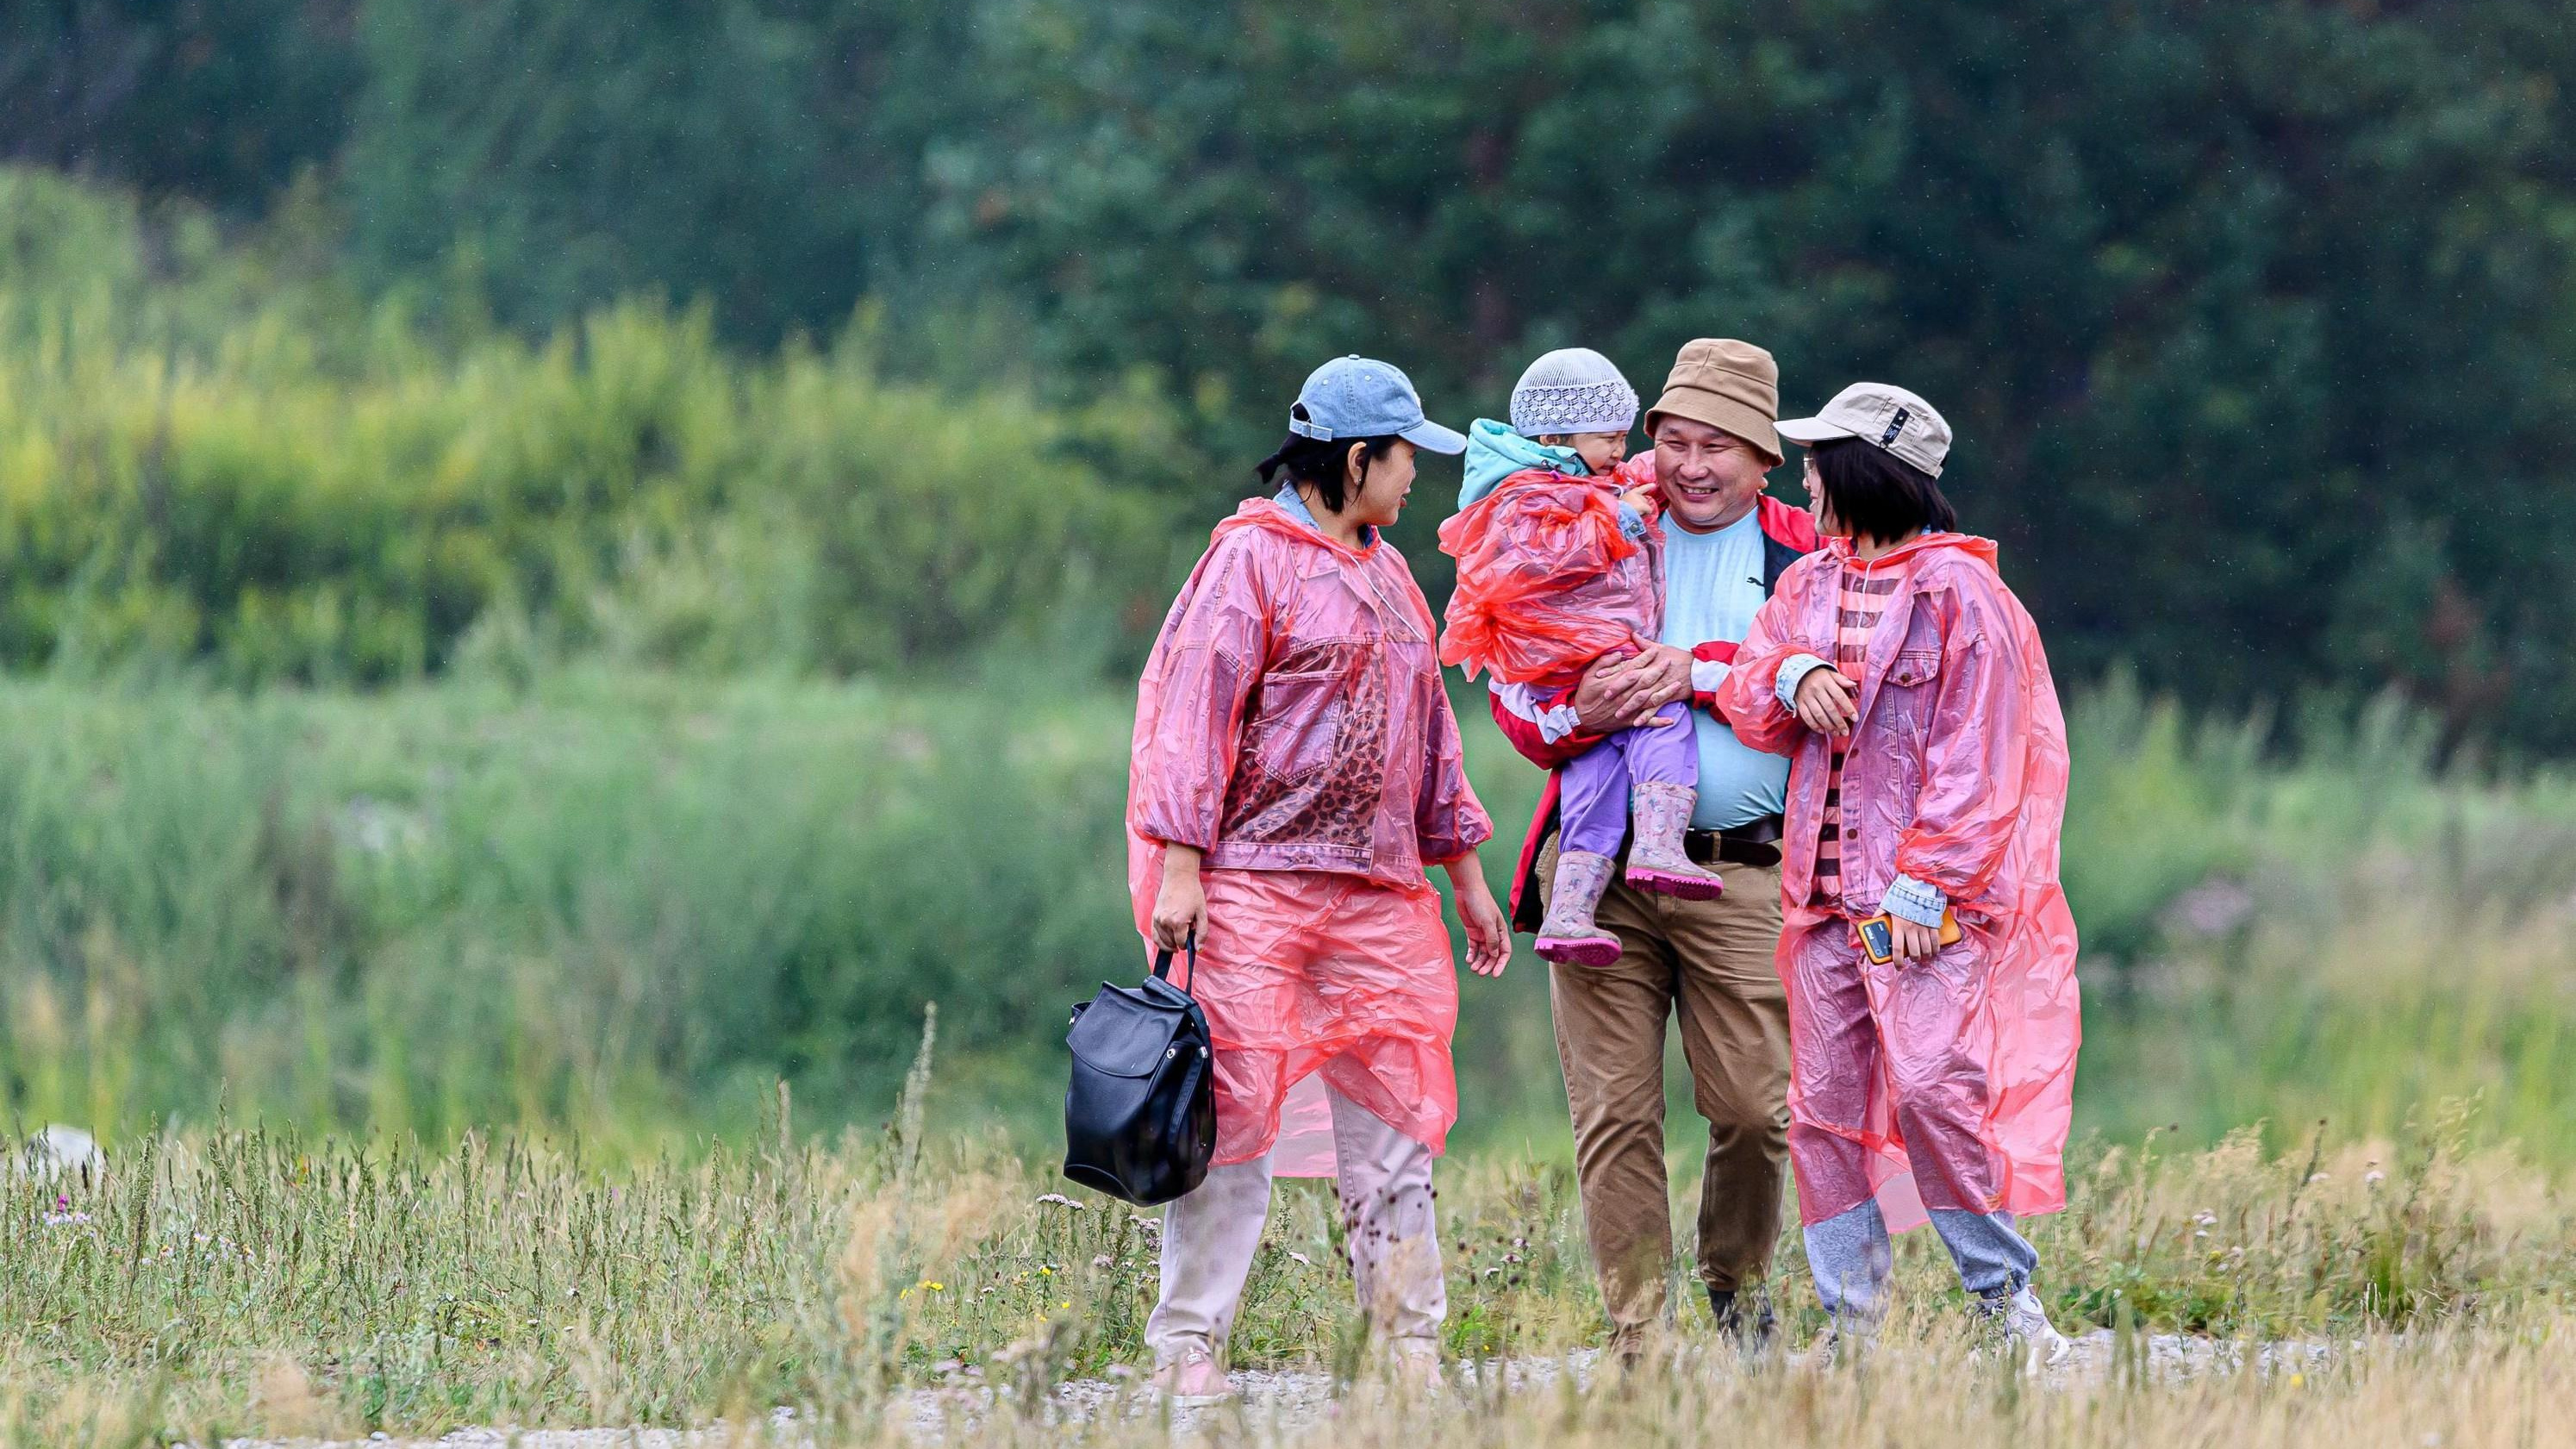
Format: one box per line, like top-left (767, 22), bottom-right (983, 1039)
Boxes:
top-left (194, 1331), bottom-right (2342, 1447)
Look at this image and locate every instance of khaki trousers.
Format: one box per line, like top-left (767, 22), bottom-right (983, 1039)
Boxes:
top-left (1539, 836), bottom-right (1792, 1342)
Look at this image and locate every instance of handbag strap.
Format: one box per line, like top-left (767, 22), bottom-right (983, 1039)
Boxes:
top-left (1149, 929), bottom-right (1198, 993)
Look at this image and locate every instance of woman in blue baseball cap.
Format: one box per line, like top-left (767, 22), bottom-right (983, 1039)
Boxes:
top-left (1126, 356), bottom-right (1506, 1400)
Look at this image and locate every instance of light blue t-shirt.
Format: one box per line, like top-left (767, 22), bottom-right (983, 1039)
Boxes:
top-left (1658, 510), bottom-right (1790, 830)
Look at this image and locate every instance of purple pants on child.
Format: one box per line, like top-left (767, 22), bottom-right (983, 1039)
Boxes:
top-left (1557, 700), bottom-right (1698, 857)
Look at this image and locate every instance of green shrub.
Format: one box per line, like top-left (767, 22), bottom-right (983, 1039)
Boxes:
top-left (0, 168), bottom-right (1169, 687)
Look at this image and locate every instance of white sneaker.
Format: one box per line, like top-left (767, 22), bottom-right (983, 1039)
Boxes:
top-left (1988, 1286), bottom-right (2073, 1371)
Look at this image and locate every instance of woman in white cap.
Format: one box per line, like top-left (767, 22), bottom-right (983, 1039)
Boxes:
top-left (1128, 355), bottom-right (1513, 1400)
top-left (1712, 384), bottom-right (2082, 1367)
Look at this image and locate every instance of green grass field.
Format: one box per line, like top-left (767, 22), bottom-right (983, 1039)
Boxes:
top-left (3, 669), bottom-right (2572, 1159)
top-left (3, 669), bottom-right (2573, 1444)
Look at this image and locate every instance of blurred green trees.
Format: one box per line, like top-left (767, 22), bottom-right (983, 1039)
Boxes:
top-left (5, 1), bottom-right (2576, 746)
top-left (0, 170), bottom-right (1159, 684)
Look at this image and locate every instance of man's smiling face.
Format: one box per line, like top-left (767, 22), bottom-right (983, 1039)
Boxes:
top-left (1650, 415), bottom-right (1775, 533)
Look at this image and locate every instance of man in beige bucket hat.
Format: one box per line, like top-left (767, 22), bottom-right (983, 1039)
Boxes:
top-left (1645, 338), bottom-right (1787, 464)
top-left (1484, 339), bottom-right (1817, 1357)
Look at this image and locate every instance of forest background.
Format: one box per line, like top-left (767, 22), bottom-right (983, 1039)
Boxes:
top-left (3, 0), bottom-right (2575, 1159)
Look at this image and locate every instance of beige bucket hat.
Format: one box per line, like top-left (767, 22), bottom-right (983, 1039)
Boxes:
top-left (1776, 382), bottom-right (1952, 478)
top-left (1644, 339), bottom-right (1783, 464)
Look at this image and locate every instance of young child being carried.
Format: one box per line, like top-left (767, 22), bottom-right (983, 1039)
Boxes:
top-left (1438, 348), bottom-right (1725, 967)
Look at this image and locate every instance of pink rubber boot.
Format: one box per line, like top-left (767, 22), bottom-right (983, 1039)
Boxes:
top-left (1623, 782), bottom-right (1725, 901)
top-left (1535, 850), bottom-right (1624, 966)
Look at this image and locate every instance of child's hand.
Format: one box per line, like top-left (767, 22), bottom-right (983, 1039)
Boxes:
top-left (1621, 484), bottom-right (1658, 516)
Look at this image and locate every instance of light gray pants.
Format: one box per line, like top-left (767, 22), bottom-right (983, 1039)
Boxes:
top-left (1145, 1084), bottom-right (1445, 1361)
top-left (1803, 1197), bottom-right (2039, 1321)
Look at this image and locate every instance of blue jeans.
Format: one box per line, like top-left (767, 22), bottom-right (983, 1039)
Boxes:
top-left (1803, 1198), bottom-right (2037, 1321)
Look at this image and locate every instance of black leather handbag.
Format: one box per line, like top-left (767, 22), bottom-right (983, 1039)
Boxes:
top-left (1062, 936), bottom-right (1216, 1205)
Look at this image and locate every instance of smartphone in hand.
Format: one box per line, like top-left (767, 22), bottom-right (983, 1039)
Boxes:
top-left (1856, 909), bottom-right (1962, 965)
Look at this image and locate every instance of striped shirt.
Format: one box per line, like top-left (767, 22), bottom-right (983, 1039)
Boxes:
top-left (1814, 561), bottom-right (1900, 906)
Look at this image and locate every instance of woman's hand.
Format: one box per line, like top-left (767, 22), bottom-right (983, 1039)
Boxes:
top-left (1572, 644), bottom-right (1693, 731)
top-left (1793, 665), bottom-right (1860, 735)
top-left (1886, 914), bottom-right (1943, 965)
top-left (1150, 845), bottom-right (1209, 953)
top-left (1443, 854), bottom-right (1513, 977)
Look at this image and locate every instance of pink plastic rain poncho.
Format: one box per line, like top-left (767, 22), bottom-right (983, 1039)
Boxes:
top-left (1435, 458), bottom-right (1664, 685)
top-left (1712, 533), bottom-right (2080, 1232)
top-left (1128, 497), bottom-right (1493, 1176)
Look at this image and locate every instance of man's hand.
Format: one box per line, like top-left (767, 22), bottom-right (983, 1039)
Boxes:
top-left (1793, 665), bottom-right (1860, 735)
top-left (1887, 914), bottom-right (1943, 965)
top-left (1150, 845), bottom-right (1208, 952)
top-left (1572, 643), bottom-right (1693, 731)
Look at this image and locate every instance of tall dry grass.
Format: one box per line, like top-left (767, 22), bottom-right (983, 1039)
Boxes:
top-left (2, 1004), bottom-right (2568, 1444)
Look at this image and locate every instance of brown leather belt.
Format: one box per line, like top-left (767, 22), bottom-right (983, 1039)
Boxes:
top-left (1683, 814), bottom-right (1785, 869)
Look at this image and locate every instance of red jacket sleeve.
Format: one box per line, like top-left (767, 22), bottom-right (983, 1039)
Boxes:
top-left (1688, 640), bottom-right (1737, 713)
top-left (1486, 687), bottom-right (1605, 771)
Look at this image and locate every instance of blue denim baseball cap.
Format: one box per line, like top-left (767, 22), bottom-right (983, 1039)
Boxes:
top-left (1288, 355), bottom-right (1468, 455)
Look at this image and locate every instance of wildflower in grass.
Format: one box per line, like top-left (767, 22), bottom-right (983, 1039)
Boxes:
top-left (1034, 1194), bottom-right (1084, 1210)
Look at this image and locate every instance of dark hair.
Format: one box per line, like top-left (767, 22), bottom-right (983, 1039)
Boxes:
top-left (1808, 436), bottom-right (1955, 543)
top-left (1254, 406), bottom-right (1400, 514)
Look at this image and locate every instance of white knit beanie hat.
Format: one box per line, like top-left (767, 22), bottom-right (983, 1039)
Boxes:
top-left (1509, 347), bottom-right (1639, 439)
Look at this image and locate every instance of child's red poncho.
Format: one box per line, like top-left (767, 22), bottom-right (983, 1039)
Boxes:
top-left (1437, 459), bottom-right (1663, 687)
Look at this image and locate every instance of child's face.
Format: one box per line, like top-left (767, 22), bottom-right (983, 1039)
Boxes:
top-left (1544, 431), bottom-right (1631, 474)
